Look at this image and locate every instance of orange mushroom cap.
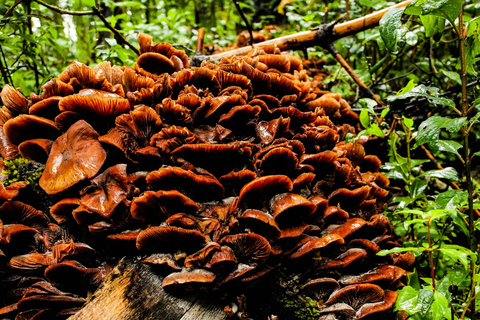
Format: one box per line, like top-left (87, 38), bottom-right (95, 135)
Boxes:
top-left (39, 120), bottom-right (107, 195)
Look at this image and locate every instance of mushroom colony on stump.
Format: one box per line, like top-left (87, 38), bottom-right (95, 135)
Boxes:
top-left (0, 32), bottom-right (413, 320)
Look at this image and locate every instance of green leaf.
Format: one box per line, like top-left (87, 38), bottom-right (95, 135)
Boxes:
top-left (396, 286), bottom-right (422, 315)
top-left (411, 179), bottom-right (428, 199)
top-left (421, 15), bottom-right (446, 38)
top-left (380, 107), bottom-right (390, 118)
top-left (431, 291), bottom-right (451, 320)
top-left (451, 211), bottom-right (470, 237)
top-left (379, 7), bottom-right (405, 52)
top-left (387, 84), bottom-right (455, 107)
top-left (416, 116), bottom-right (467, 145)
top-left (403, 116), bottom-right (414, 129)
top-left (357, 98), bottom-right (377, 114)
top-left (360, 109), bottom-right (370, 128)
top-left (397, 79), bottom-right (418, 94)
top-left (418, 167), bottom-right (459, 181)
top-left (435, 190), bottom-right (468, 210)
top-left (365, 123), bottom-right (385, 137)
top-left (439, 244), bottom-right (475, 270)
top-left (440, 69), bottom-right (461, 85)
top-left (428, 139), bottom-right (462, 156)
top-left (418, 287), bottom-right (435, 314)
top-left (405, 0), bottom-right (461, 23)
top-left (377, 247), bottom-right (424, 256)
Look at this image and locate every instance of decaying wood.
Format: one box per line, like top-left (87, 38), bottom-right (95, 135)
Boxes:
top-left (208, 0), bottom-right (413, 61)
top-left (69, 258), bottom-right (230, 320)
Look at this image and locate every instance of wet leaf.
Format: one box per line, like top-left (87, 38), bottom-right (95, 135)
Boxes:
top-left (435, 190), bottom-right (468, 210)
top-left (379, 7), bottom-right (406, 51)
top-left (431, 291), bottom-right (451, 320)
top-left (416, 116), bottom-right (467, 145)
top-left (387, 85), bottom-right (455, 107)
top-left (418, 167), bottom-right (459, 181)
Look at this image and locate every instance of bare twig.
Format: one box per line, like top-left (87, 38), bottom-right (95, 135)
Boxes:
top-left (0, 45), bottom-right (12, 86)
top-left (33, 0), bottom-right (94, 15)
top-left (232, 0), bottom-right (254, 46)
top-left (3, 0), bottom-right (25, 18)
top-left (91, 6), bottom-right (139, 56)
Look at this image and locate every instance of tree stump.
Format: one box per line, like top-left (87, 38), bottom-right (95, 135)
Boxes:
top-left (69, 258), bottom-right (230, 320)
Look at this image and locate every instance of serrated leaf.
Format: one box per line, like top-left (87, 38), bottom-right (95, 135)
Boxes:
top-left (428, 139), bottom-right (462, 156)
top-left (418, 167), bottom-right (459, 181)
top-left (435, 190), bottom-right (468, 209)
top-left (418, 287), bottom-right (435, 314)
top-left (377, 247), bottom-right (424, 256)
top-left (360, 109), bottom-right (370, 128)
top-left (470, 111), bottom-right (480, 124)
top-left (416, 116), bottom-right (467, 145)
top-left (387, 84), bottom-right (455, 107)
top-left (379, 7), bottom-right (405, 51)
top-left (431, 291), bottom-right (451, 320)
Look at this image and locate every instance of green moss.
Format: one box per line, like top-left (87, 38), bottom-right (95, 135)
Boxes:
top-left (276, 268), bottom-right (320, 320)
top-left (1, 157), bottom-right (44, 188)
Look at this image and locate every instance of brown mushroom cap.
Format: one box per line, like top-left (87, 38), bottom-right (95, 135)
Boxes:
top-left (302, 278), bottom-right (341, 301)
top-left (162, 269), bottom-right (216, 289)
top-left (269, 192), bottom-right (317, 224)
top-left (136, 226), bottom-right (207, 254)
top-left (130, 190), bottom-right (199, 223)
top-left (80, 164), bottom-right (128, 218)
top-left (354, 290), bottom-right (397, 319)
top-left (49, 198), bottom-right (81, 224)
top-left (146, 166), bottom-right (225, 201)
top-left (325, 283), bottom-right (385, 310)
top-left (39, 120), bottom-right (107, 195)
top-left (184, 242), bottom-right (221, 268)
top-left (238, 209), bottom-right (281, 240)
top-left (322, 218), bottom-right (368, 239)
top-left (44, 260), bottom-right (103, 295)
top-left (28, 96), bottom-right (62, 120)
top-left (58, 89), bottom-right (130, 119)
top-left (0, 201), bottom-right (49, 231)
top-left (18, 138), bottom-right (53, 163)
top-left (340, 265), bottom-right (406, 286)
top-left (9, 251), bottom-right (55, 272)
top-left (0, 84), bottom-right (30, 115)
top-left (3, 114), bottom-right (60, 146)
top-left (316, 248), bottom-right (367, 271)
top-left (171, 143), bottom-right (252, 177)
top-left (287, 234), bottom-right (344, 259)
top-left (136, 52), bottom-right (176, 75)
top-left (219, 233), bottom-right (271, 267)
top-left (238, 175), bottom-right (293, 209)
top-left (318, 303), bottom-right (356, 318)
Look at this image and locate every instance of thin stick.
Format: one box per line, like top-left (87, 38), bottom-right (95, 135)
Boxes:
top-left (196, 28), bottom-right (205, 54)
top-left (232, 0), bottom-right (254, 46)
top-left (33, 0), bottom-right (94, 15)
top-left (91, 7), bottom-right (139, 56)
top-left (3, 0), bottom-right (24, 18)
top-left (332, 51), bottom-right (384, 106)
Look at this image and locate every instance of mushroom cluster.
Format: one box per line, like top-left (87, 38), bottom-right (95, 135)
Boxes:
top-left (0, 32), bottom-right (413, 320)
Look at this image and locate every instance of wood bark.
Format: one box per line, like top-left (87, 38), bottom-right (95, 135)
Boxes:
top-left (69, 258), bottom-right (229, 320)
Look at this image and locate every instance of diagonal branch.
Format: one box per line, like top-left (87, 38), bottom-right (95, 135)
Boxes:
top-left (33, 0), bottom-right (94, 15)
top-left (91, 6), bottom-right (139, 56)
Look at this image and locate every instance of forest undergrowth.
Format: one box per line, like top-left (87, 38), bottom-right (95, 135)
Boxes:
top-left (1, 0), bottom-right (480, 319)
